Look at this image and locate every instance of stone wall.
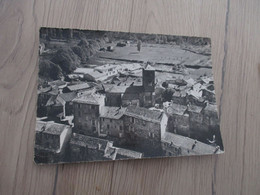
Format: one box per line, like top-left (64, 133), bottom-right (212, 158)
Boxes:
top-left (100, 117), bottom-right (124, 137)
top-left (73, 102), bottom-right (100, 135)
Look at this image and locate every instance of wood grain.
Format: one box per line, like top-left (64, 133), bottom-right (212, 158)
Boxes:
top-left (0, 0), bottom-right (259, 194)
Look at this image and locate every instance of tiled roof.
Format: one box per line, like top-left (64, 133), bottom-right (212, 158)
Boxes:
top-left (115, 147), bottom-right (143, 159)
top-left (73, 93), bottom-right (104, 105)
top-left (70, 133), bottom-right (112, 151)
top-left (187, 105), bottom-right (203, 113)
top-left (37, 86), bottom-right (52, 94)
top-left (48, 80), bottom-right (67, 87)
top-left (167, 103), bottom-right (187, 116)
top-left (100, 107), bottom-right (126, 119)
top-left (203, 103), bottom-right (218, 113)
top-left (58, 92), bottom-right (77, 102)
top-left (172, 91), bottom-right (186, 97)
top-left (67, 83), bottom-right (90, 91)
top-left (47, 88), bottom-right (59, 96)
top-left (144, 64), bottom-right (155, 71)
top-left (36, 121), bottom-right (70, 135)
top-left (106, 85), bottom-right (129, 93)
top-left (45, 96), bottom-right (58, 106)
top-left (161, 132), bottom-right (222, 155)
top-left (125, 106), bottom-right (164, 123)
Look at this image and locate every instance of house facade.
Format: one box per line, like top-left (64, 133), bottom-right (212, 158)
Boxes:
top-left (34, 121), bottom-right (72, 163)
top-left (72, 94), bottom-right (105, 135)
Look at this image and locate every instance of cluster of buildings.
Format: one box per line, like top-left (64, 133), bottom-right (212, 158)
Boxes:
top-left (35, 63), bottom-right (222, 163)
top-left (162, 75), bottom-right (220, 141)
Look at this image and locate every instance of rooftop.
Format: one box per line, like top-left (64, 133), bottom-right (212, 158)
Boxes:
top-left (162, 132), bottom-right (222, 155)
top-left (36, 121), bottom-right (70, 135)
top-left (37, 86), bottom-right (52, 94)
top-left (94, 64), bottom-right (118, 71)
top-left (67, 83), bottom-right (91, 91)
top-left (125, 106), bottom-right (164, 123)
top-left (200, 76), bottom-right (213, 84)
top-left (187, 104), bottom-right (203, 113)
top-left (115, 147), bottom-right (143, 159)
top-left (106, 85), bottom-right (129, 93)
top-left (74, 68), bottom-right (105, 79)
top-left (100, 107), bottom-right (126, 120)
top-left (121, 63), bottom-right (142, 71)
top-left (73, 93), bottom-right (105, 105)
top-left (48, 80), bottom-right (67, 87)
top-left (45, 96), bottom-right (58, 106)
top-left (167, 103), bottom-right (188, 116)
top-left (104, 147), bottom-right (117, 160)
top-left (172, 90), bottom-right (187, 97)
top-left (144, 64), bottom-right (155, 71)
top-left (203, 103), bottom-right (218, 113)
top-left (47, 88), bottom-right (59, 96)
top-left (58, 92), bottom-right (77, 102)
top-left (70, 133), bottom-right (112, 151)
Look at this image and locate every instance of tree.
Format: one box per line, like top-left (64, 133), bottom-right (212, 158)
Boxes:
top-left (162, 81), bottom-right (169, 88)
top-left (162, 88), bottom-right (174, 102)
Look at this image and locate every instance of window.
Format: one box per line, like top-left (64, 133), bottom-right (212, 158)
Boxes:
top-left (91, 105), bottom-right (95, 110)
top-left (78, 104), bottom-right (81, 108)
top-left (120, 126), bottom-right (123, 131)
top-left (92, 120), bottom-right (95, 126)
top-left (107, 124), bottom-right (110, 129)
top-left (131, 117), bottom-right (135, 123)
top-left (102, 118), bottom-right (105, 121)
top-left (110, 119), bottom-right (112, 123)
top-left (78, 111), bottom-right (81, 117)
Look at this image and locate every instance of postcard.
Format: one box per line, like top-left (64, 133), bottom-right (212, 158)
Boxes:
top-left (35, 27), bottom-right (224, 164)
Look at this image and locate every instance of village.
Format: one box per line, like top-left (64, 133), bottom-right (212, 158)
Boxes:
top-left (35, 29), bottom-right (223, 163)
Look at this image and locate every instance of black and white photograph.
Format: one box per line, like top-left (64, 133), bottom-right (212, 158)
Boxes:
top-left (35, 28), bottom-right (224, 164)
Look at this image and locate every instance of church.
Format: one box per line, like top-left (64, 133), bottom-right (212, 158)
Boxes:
top-left (105, 64), bottom-right (156, 108)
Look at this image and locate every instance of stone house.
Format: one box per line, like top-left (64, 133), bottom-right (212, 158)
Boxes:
top-left (64, 82), bottom-right (91, 93)
top-left (171, 91), bottom-right (187, 105)
top-left (187, 104), bottom-right (207, 137)
top-left (37, 86), bottom-right (59, 116)
top-left (69, 133), bottom-right (143, 162)
top-left (202, 103), bottom-right (220, 130)
top-left (72, 93), bottom-right (105, 135)
top-left (161, 132), bottom-right (222, 157)
top-left (99, 106), bottom-right (126, 138)
top-left (34, 121), bottom-right (72, 163)
top-left (69, 133), bottom-right (113, 162)
top-left (166, 103), bottom-right (190, 137)
top-left (123, 106), bottom-right (168, 155)
top-left (202, 88), bottom-right (216, 103)
top-left (56, 92), bottom-right (77, 117)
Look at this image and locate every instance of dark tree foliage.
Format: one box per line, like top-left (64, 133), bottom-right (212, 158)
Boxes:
top-left (51, 48), bottom-right (79, 74)
top-left (39, 59), bottom-right (62, 80)
top-left (162, 81), bottom-right (169, 88)
top-left (72, 46), bottom-right (88, 63)
top-left (162, 88), bottom-right (174, 102)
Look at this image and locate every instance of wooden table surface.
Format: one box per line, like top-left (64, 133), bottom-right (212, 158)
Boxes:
top-left (0, 0), bottom-right (259, 194)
